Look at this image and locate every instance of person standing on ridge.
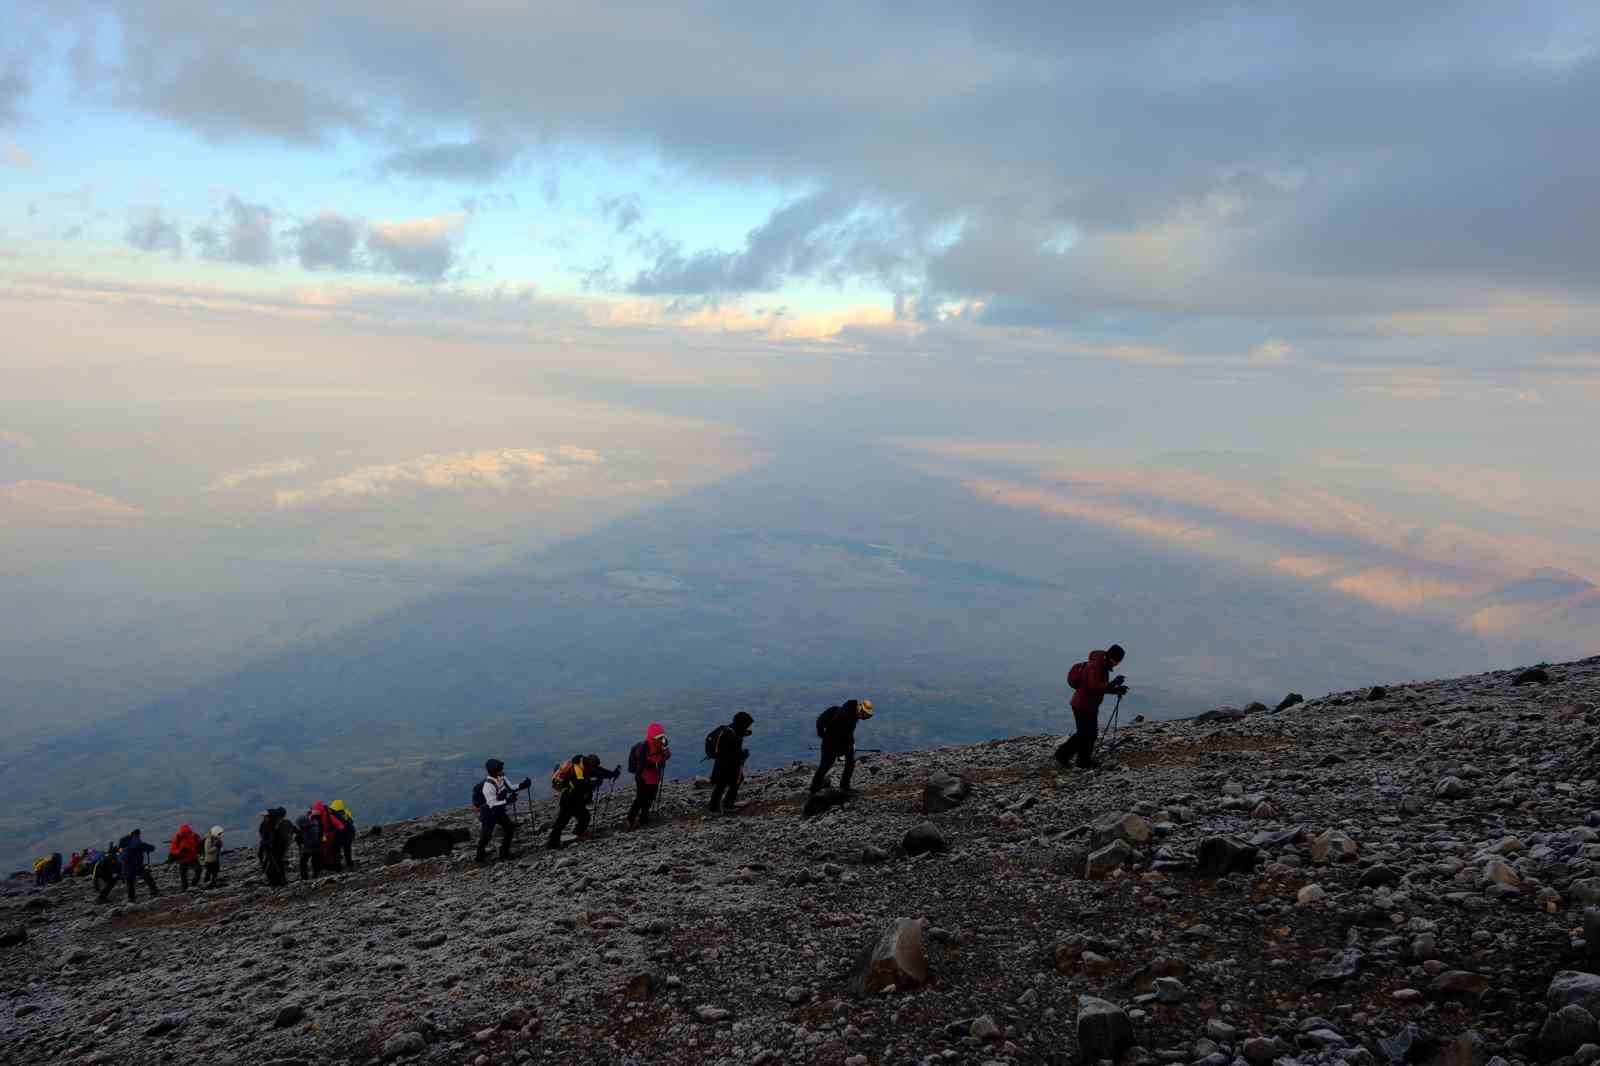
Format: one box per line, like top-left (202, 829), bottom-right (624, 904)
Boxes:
top-left (707, 711), bottom-right (754, 814)
top-left (625, 724), bottom-right (671, 830)
top-left (548, 754), bottom-right (620, 848)
top-left (203, 826), bottom-right (224, 886)
top-left (92, 845), bottom-right (121, 903)
top-left (168, 823), bottom-right (203, 890)
top-left (1058, 643), bottom-right (1128, 769)
top-left (476, 759), bottom-right (532, 863)
top-left (810, 699), bottom-right (874, 794)
top-left (330, 800), bottom-right (356, 868)
top-left (119, 829), bottom-right (159, 902)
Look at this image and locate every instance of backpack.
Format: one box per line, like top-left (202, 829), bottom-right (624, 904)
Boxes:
top-left (471, 780), bottom-right (487, 809)
top-left (703, 725), bottom-right (729, 762)
top-left (816, 706), bottom-right (841, 739)
top-left (627, 741), bottom-right (649, 775)
top-left (551, 760), bottom-right (576, 793)
top-left (301, 816), bottom-right (322, 849)
top-left (1067, 660), bottom-right (1089, 690)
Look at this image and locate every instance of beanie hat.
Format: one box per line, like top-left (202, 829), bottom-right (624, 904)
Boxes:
top-left (485, 758), bottom-right (504, 775)
top-left (1107, 644), bottom-right (1126, 663)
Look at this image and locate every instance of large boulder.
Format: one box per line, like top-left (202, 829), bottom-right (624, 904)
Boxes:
top-left (1194, 707), bottom-right (1246, 724)
top-left (1311, 829), bottom-right (1359, 864)
top-left (0, 925), bottom-right (26, 948)
top-left (1084, 840), bottom-right (1132, 879)
top-left (1090, 812), bottom-right (1152, 848)
top-left (1549, 971), bottom-right (1600, 1015)
top-left (1076, 995), bottom-right (1134, 1063)
top-left (1542, 1005), bottom-right (1600, 1057)
top-left (1512, 666), bottom-right (1550, 686)
top-left (802, 788), bottom-right (853, 819)
top-left (902, 821), bottom-right (948, 857)
top-left (1273, 692), bottom-right (1304, 713)
top-left (401, 827), bottom-right (469, 861)
top-left (848, 918), bottom-right (928, 996)
top-left (1196, 835), bottom-right (1259, 876)
top-left (923, 770), bottom-right (972, 813)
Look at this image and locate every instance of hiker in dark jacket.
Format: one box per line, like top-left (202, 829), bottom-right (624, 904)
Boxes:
top-left (258, 808), bottom-right (294, 886)
top-left (477, 759), bottom-right (532, 863)
top-left (119, 830), bottom-right (160, 902)
top-left (93, 847), bottom-right (121, 902)
top-left (547, 754), bottom-right (620, 849)
top-left (708, 711), bottom-right (754, 814)
top-left (809, 698), bottom-right (874, 794)
top-left (295, 812), bottom-right (321, 880)
top-left (1058, 644), bottom-right (1128, 769)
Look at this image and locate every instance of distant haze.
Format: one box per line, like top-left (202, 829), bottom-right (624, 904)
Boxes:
top-left (1, 4), bottom-right (1597, 869)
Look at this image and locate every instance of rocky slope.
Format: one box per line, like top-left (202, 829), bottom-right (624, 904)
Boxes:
top-left (4, 656), bottom-right (1600, 1066)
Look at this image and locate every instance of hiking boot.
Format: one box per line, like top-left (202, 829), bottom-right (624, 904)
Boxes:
top-left (575, 831), bottom-right (593, 843)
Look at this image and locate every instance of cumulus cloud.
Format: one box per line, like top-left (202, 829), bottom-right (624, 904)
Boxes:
top-left (597, 194), bottom-right (642, 234)
top-left (295, 212), bottom-right (361, 271)
top-left (365, 212), bottom-right (466, 282)
top-left (0, 480), bottom-right (141, 521)
top-left (205, 458), bottom-right (309, 491)
top-left (125, 208), bottom-right (184, 256)
top-left (192, 196), bottom-right (276, 265)
top-left (380, 140), bottom-right (514, 182)
top-left (273, 446), bottom-right (601, 507)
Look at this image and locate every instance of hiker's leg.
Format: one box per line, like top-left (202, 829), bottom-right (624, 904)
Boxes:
top-left (724, 778), bottom-right (740, 810)
top-left (125, 874), bottom-right (137, 902)
top-left (574, 803), bottom-right (591, 836)
top-left (708, 782), bottom-right (726, 812)
top-left (144, 869), bottom-right (160, 896)
top-left (496, 809), bottom-right (515, 858)
top-left (547, 803), bottom-right (572, 847)
top-left (1074, 706), bottom-right (1099, 768)
top-left (839, 747), bottom-right (857, 791)
top-left (809, 749), bottom-right (836, 794)
top-left (638, 783), bottom-right (658, 824)
top-left (477, 813), bottom-right (495, 861)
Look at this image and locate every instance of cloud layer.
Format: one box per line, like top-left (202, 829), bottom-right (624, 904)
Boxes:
top-left (273, 446), bottom-right (601, 508)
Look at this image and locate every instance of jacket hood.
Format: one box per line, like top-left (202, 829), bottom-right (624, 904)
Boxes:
top-left (646, 722), bottom-right (666, 742)
top-left (732, 711), bottom-right (754, 732)
top-left (311, 802), bottom-right (326, 815)
top-left (178, 824), bottom-right (193, 835)
top-left (1088, 649), bottom-right (1109, 664)
top-left (331, 800), bottom-right (348, 814)
top-left (209, 826), bottom-right (224, 838)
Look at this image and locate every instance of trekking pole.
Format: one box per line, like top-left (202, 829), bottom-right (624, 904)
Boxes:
top-left (1101, 693), bottom-right (1125, 754)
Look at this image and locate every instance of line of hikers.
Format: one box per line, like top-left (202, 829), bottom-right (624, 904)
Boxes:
top-left (29, 645), bottom-right (1128, 884)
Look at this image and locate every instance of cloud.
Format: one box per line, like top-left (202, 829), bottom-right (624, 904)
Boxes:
top-left (0, 429), bottom-right (37, 450)
top-left (273, 446), bottom-right (601, 508)
top-left (597, 194), bottom-right (642, 234)
top-left (3, 142), bottom-right (31, 168)
top-left (380, 140), bottom-right (514, 182)
top-left (192, 196), bottom-right (276, 265)
top-left (365, 212), bottom-right (466, 281)
top-left (125, 208), bottom-right (184, 256)
top-left (0, 480), bottom-right (141, 521)
top-left (205, 459), bottom-right (309, 492)
top-left (295, 212), bottom-right (361, 271)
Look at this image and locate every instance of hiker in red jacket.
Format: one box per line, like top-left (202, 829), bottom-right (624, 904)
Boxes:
top-left (168, 824), bottom-right (203, 890)
top-left (625, 724), bottom-right (671, 831)
top-left (1058, 644), bottom-right (1127, 769)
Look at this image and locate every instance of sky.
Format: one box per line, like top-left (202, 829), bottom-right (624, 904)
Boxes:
top-left (2, 2), bottom-right (1600, 751)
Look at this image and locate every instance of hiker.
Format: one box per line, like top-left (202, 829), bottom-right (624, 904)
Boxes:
top-left (295, 810), bottom-right (321, 880)
top-left (810, 699), bottom-right (874, 794)
top-left (707, 711), bottom-right (754, 814)
top-left (118, 830), bottom-right (159, 902)
top-left (203, 826), bottom-right (224, 886)
top-left (33, 856), bottom-right (50, 886)
top-left (475, 759), bottom-right (533, 863)
top-left (92, 846), bottom-right (121, 902)
top-left (330, 800), bottom-right (356, 868)
top-left (1058, 643), bottom-right (1128, 769)
top-left (169, 824), bottom-right (203, 890)
top-left (625, 724), bottom-right (671, 830)
top-left (258, 808), bottom-right (294, 886)
top-left (547, 754), bottom-right (620, 849)
top-left (311, 802), bottom-right (344, 873)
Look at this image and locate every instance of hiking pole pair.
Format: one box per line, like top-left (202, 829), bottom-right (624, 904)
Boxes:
top-left (1098, 693), bottom-right (1125, 756)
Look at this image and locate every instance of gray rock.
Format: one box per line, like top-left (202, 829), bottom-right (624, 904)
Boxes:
top-left (1432, 970), bottom-right (1490, 1000)
top-left (145, 1012), bottom-right (187, 1037)
top-left (969, 1015), bottom-right (1001, 1040)
top-left (1205, 1018), bottom-right (1239, 1043)
top-left (923, 770), bottom-right (972, 813)
top-left (1091, 811), bottom-right (1153, 847)
top-left (901, 821), bottom-right (947, 857)
top-left (1076, 995), bottom-right (1135, 1063)
top-left (1550, 971), bottom-right (1600, 1015)
top-left (274, 1004), bottom-right (304, 1028)
top-left (801, 787), bottom-right (853, 818)
top-left (1542, 1005), bottom-right (1600, 1057)
top-left (1153, 976), bottom-right (1185, 1003)
top-left (0, 926), bottom-right (25, 948)
top-left (1242, 1036), bottom-right (1279, 1064)
top-left (1572, 879), bottom-right (1600, 905)
top-left (1085, 839), bottom-right (1132, 879)
top-left (1314, 948), bottom-right (1363, 985)
top-left (848, 917), bottom-right (928, 996)
top-left (1435, 776), bottom-right (1469, 799)
top-left (382, 1031), bottom-right (426, 1060)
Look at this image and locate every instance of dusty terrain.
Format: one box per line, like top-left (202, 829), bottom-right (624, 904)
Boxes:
top-left (5, 656), bottom-right (1600, 1066)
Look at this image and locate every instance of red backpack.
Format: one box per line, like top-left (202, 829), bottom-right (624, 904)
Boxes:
top-left (1067, 660), bottom-right (1089, 690)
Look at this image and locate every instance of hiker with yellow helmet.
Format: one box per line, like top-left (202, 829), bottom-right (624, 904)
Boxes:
top-left (330, 800), bottom-right (356, 868)
top-left (809, 699), bottom-right (874, 795)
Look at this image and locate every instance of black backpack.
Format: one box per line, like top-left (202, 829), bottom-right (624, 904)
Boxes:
top-left (704, 725), bottom-right (729, 761)
top-left (816, 706), bottom-right (840, 739)
top-left (471, 780), bottom-right (487, 809)
top-left (627, 741), bottom-right (649, 775)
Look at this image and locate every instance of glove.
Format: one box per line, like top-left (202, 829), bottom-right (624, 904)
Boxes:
top-left (1110, 683), bottom-right (1129, 697)
top-left (520, 776), bottom-right (533, 790)
top-left (1111, 674), bottom-right (1125, 687)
